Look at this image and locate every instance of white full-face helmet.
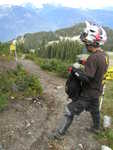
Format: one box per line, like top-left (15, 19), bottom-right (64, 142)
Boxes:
top-left (80, 21), bottom-right (107, 47)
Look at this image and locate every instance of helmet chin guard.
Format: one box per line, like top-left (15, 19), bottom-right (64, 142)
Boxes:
top-left (80, 21), bottom-right (107, 47)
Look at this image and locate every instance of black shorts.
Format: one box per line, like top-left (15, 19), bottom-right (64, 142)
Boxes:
top-left (67, 96), bottom-right (99, 116)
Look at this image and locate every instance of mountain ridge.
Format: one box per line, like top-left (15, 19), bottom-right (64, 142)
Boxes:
top-left (0, 4), bottom-right (113, 41)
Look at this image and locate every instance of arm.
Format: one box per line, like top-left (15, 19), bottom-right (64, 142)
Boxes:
top-left (72, 55), bottom-right (97, 82)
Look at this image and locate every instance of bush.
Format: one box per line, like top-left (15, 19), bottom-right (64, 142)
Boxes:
top-left (0, 94), bottom-right (8, 111)
top-left (96, 129), bottom-right (113, 149)
top-left (40, 59), bottom-right (70, 78)
top-left (0, 64), bottom-right (42, 110)
top-left (40, 59), bottom-right (58, 71)
top-left (56, 62), bottom-right (69, 78)
top-left (11, 64), bottom-right (42, 96)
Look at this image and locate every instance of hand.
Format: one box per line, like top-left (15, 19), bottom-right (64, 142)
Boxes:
top-left (78, 58), bottom-right (86, 65)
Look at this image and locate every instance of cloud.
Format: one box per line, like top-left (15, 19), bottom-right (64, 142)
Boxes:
top-left (0, 0), bottom-right (113, 9)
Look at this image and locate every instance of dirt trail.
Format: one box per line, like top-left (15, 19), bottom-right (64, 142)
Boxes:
top-left (0, 59), bottom-right (101, 150)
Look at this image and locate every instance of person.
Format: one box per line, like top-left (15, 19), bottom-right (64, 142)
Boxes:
top-left (10, 40), bottom-right (18, 61)
top-left (49, 21), bottom-right (109, 139)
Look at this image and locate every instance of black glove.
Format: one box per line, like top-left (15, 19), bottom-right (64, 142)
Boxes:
top-left (71, 67), bottom-right (90, 83)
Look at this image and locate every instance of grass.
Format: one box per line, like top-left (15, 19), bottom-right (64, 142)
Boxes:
top-left (96, 129), bottom-right (113, 149)
top-left (102, 81), bottom-right (113, 118)
top-left (96, 81), bottom-right (113, 149)
top-left (107, 51), bottom-right (113, 60)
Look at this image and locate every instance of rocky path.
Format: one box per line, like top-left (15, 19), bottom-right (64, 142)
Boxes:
top-left (0, 59), bottom-right (101, 150)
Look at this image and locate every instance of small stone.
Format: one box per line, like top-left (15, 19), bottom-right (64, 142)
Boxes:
top-left (11, 96), bottom-right (15, 100)
top-left (78, 144), bottom-right (83, 149)
top-left (11, 130), bottom-right (14, 134)
top-left (101, 145), bottom-right (112, 150)
top-left (103, 115), bottom-right (111, 128)
top-left (25, 97), bottom-right (32, 101)
top-left (31, 120), bottom-right (35, 124)
top-left (56, 86), bottom-right (63, 89)
top-left (28, 132), bottom-right (32, 135)
top-left (26, 123), bottom-right (31, 128)
top-left (25, 120), bottom-right (31, 128)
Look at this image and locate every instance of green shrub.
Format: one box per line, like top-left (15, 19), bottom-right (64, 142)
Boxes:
top-left (0, 64), bottom-right (42, 110)
top-left (57, 62), bottom-right (69, 78)
top-left (40, 59), bottom-right (70, 78)
top-left (96, 129), bottom-right (113, 149)
top-left (0, 94), bottom-right (8, 111)
top-left (40, 59), bottom-right (58, 71)
top-left (11, 64), bottom-right (42, 96)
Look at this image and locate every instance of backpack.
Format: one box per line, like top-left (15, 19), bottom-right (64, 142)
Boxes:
top-left (65, 67), bottom-right (82, 99)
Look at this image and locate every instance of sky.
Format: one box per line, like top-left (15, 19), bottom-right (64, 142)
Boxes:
top-left (0, 0), bottom-right (113, 9)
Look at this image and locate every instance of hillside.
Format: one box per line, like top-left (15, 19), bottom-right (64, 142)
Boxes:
top-left (18, 23), bottom-right (113, 52)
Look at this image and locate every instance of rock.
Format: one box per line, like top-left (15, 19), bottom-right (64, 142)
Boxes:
top-left (31, 120), bottom-right (35, 124)
top-left (25, 120), bottom-right (31, 128)
top-left (33, 100), bottom-right (37, 103)
top-left (78, 144), bottom-right (84, 149)
top-left (56, 86), bottom-right (63, 89)
top-left (103, 115), bottom-right (111, 128)
top-left (11, 130), bottom-right (15, 135)
top-left (101, 145), bottom-right (112, 150)
top-left (28, 132), bottom-right (32, 135)
top-left (25, 97), bottom-right (32, 101)
top-left (11, 96), bottom-right (15, 100)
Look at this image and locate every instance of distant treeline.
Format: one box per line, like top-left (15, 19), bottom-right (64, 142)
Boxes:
top-left (38, 40), bottom-right (83, 62)
top-left (21, 23), bottom-right (113, 52)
